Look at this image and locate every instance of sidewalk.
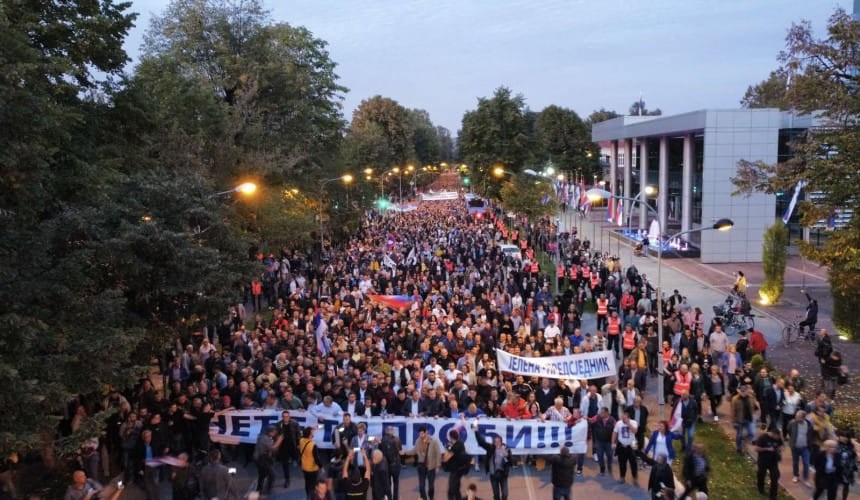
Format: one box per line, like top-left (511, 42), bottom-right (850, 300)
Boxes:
top-left (565, 208), bottom-right (859, 500)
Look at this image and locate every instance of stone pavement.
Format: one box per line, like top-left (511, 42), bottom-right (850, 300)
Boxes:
top-left (566, 208), bottom-right (859, 500)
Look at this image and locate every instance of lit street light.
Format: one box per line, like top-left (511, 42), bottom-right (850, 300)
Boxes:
top-left (587, 188), bottom-right (734, 417)
top-left (211, 181), bottom-right (258, 198)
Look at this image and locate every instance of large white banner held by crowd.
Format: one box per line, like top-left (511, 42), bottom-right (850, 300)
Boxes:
top-left (496, 349), bottom-right (616, 380)
top-left (209, 410), bottom-right (587, 456)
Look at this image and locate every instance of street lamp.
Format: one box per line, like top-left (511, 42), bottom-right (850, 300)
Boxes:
top-left (211, 181), bottom-right (258, 198)
top-left (319, 174), bottom-right (353, 255)
top-left (587, 188), bottom-right (734, 416)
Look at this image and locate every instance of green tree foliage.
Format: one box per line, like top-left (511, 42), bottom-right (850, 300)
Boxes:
top-left (586, 108), bottom-right (621, 125)
top-left (436, 126), bottom-right (455, 163)
top-left (740, 69), bottom-right (791, 109)
top-left (733, 9), bottom-right (860, 339)
top-left (760, 220), bottom-right (789, 304)
top-left (140, 0), bottom-right (347, 182)
top-left (347, 95), bottom-right (415, 167)
top-left (499, 175), bottom-right (556, 221)
top-left (459, 86), bottom-right (534, 173)
top-left (536, 105), bottom-right (597, 174)
top-left (629, 100), bottom-right (662, 116)
top-left (408, 109), bottom-right (441, 165)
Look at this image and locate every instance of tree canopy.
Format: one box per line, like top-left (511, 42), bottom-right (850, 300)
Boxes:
top-left (733, 8), bottom-right (860, 338)
top-left (740, 69), bottom-right (791, 109)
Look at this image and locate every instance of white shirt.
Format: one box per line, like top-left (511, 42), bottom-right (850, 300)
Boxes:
top-left (545, 324), bottom-right (561, 341)
top-left (614, 419), bottom-right (639, 446)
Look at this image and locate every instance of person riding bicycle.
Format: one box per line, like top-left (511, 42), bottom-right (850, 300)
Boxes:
top-left (798, 290), bottom-right (818, 338)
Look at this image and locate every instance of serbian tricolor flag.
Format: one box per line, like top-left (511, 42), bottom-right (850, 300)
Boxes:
top-left (578, 177), bottom-right (588, 210)
top-left (367, 294), bottom-right (413, 311)
top-left (616, 199), bottom-right (623, 226)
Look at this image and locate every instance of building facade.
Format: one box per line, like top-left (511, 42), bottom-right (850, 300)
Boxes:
top-left (592, 108), bottom-right (815, 263)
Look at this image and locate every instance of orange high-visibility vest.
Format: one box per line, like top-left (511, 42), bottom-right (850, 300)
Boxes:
top-left (520, 240), bottom-right (528, 250)
top-left (512, 230), bottom-right (519, 242)
top-left (582, 266), bottom-right (591, 280)
top-left (674, 371), bottom-right (691, 395)
top-left (530, 262), bottom-right (540, 274)
top-left (590, 274), bottom-right (600, 288)
top-left (557, 264), bottom-right (565, 278)
top-left (662, 348), bottom-right (674, 366)
top-left (596, 299), bottom-right (609, 316)
top-left (251, 281), bottom-right (263, 295)
top-left (622, 330), bottom-right (636, 349)
top-left (607, 317), bottom-right (621, 336)
top-left (569, 265), bottom-right (578, 279)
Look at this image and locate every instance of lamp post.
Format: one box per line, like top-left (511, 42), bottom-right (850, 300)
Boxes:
top-left (210, 181), bottom-right (257, 198)
top-left (319, 174), bottom-right (353, 256)
top-left (587, 188), bottom-right (734, 417)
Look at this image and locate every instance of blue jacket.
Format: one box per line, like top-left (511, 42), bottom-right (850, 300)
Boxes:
top-left (644, 430), bottom-right (680, 461)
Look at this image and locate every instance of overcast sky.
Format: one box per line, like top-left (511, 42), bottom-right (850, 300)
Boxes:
top-left (124, 0), bottom-right (851, 134)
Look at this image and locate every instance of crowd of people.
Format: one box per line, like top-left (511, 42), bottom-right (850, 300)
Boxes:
top-left (43, 180), bottom-right (858, 500)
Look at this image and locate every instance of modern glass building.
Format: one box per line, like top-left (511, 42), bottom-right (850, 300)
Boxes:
top-left (592, 109), bottom-right (817, 263)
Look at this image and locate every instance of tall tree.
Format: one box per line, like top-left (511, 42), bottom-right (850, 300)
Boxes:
top-left (499, 175), bottom-right (556, 220)
top-left (0, 0), bottom-right (145, 458)
top-left (536, 105), bottom-right (596, 173)
top-left (436, 126), bottom-right (455, 163)
top-left (733, 8), bottom-right (860, 339)
top-left (140, 0), bottom-right (347, 182)
top-left (407, 108), bottom-right (441, 165)
top-left (740, 69), bottom-right (791, 109)
top-left (586, 108), bottom-right (621, 125)
top-left (347, 95), bottom-right (415, 167)
top-left (459, 87), bottom-right (534, 194)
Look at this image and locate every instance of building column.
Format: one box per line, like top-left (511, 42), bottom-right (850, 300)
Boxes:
top-left (658, 136), bottom-right (669, 235)
top-left (623, 139), bottom-right (632, 223)
top-left (681, 134), bottom-right (694, 233)
top-left (609, 140), bottom-right (618, 200)
top-left (639, 139), bottom-right (649, 230)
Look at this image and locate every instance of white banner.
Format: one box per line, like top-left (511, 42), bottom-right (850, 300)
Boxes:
top-left (208, 410), bottom-right (585, 455)
top-left (496, 349), bottom-right (616, 380)
top-left (420, 191), bottom-right (459, 201)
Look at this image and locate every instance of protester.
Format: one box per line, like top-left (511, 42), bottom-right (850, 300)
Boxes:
top-left (647, 453), bottom-right (675, 500)
top-left (442, 429), bottom-right (469, 500)
top-left (681, 443), bottom-right (709, 499)
top-left (545, 446), bottom-right (575, 500)
top-left (403, 424), bottom-right (442, 500)
top-left (475, 425), bottom-right (511, 500)
top-left (612, 410), bottom-right (639, 484)
top-left (199, 449), bottom-right (237, 500)
top-left (752, 426), bottom-right (783, 500)
top-left (254, 425), bottom-right (283, 495)
top-left (812, 439), bottom-right (841, 500)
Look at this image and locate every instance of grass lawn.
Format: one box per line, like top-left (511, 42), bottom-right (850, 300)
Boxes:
top-left (671, 422), bottom-right (793, 500)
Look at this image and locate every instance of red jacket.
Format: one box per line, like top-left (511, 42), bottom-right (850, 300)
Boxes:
top-left (749, 330), bottom-right (768, 353)
top-left (501, 398), bottom-right (532, 419)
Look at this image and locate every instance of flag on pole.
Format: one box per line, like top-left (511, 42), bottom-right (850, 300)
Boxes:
top-left (781, 180), bottom-right (806, 224)
top-left (578, 177), bottom-right (588, 210)
top-left (313, 311), bottom-right (330, 356)
top-left (607, 195), bottom-right (615, 223)
top-left (616, 199), bottom-right (624, 226)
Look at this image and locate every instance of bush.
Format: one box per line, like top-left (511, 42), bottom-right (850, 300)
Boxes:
top-left (760, 220), bottom-right (788, 304)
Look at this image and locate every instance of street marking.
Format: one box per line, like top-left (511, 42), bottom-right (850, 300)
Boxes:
top-left (522, 461), bottom-right (538, 500)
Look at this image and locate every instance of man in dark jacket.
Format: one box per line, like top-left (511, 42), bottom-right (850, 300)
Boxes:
top-left (277, 411), bottom-right (301, 488)
top-left (547, 446), bottom-right (576, 500)
top-left (752, 426), bottom-right (783, 500)
top-left (475, 426), bottom-right (511, 500)
top-left (379, 426), bottom-right (403, 500)
top-left (648, 453), bottom-right (675, 500)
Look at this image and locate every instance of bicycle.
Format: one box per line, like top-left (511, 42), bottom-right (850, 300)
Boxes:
top-left (781, 315), bottom-right (817, 347)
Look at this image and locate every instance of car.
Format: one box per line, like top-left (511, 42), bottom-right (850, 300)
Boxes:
top-left (499, 244), bottom-right (522, 261)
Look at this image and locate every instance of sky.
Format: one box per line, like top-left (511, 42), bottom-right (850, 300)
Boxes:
top-left (123, 0), bottom-right (852, 135)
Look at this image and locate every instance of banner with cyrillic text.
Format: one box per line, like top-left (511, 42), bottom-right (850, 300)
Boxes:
top-left (496, 349), bottom-right (616, 380)
top-left (208, 410), bottom-right (586, 455)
